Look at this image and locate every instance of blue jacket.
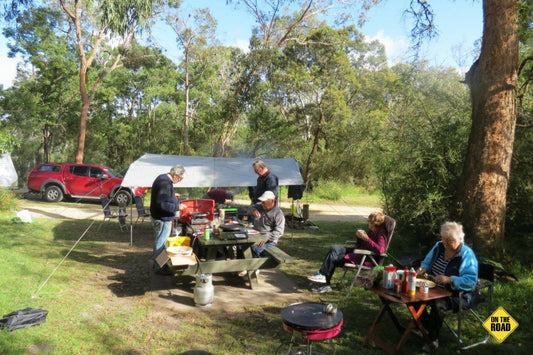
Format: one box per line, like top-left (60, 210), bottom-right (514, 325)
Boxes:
top-left (150, 174), bottom-right (179, 221)
top-left (421, 241), bottom-right (478, 292)
top-left (253, 169), bottom-right (279, 203)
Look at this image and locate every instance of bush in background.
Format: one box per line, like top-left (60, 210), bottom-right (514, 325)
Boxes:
top-left (373, 64), bottom-right (471, 248)
top-left (0, 188), bottom-right (18, 211)
top-left (311, 178), bottom-right (344, 201)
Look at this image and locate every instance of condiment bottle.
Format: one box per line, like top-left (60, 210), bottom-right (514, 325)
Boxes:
top-left (394, 278), bottom-right (401, 294)
top-left (408, 267), bottom-right (417, 297)
top-left (214, 217), bottom-right (220, 235)
top-left (401, 266), bottom-right (409, 293)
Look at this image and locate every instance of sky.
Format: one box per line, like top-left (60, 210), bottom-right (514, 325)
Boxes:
top-left (0, 0), bottom-right (483, 89)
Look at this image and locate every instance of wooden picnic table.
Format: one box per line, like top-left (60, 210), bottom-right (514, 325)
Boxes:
top-left (171, 232), bottom-right (292, 289)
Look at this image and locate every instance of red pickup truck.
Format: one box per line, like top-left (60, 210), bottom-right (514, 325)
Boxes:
top-left (27, 163), bottom-right (144, 205)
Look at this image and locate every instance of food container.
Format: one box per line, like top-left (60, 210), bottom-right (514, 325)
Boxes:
top-left (167, 236), bottom-right (191, 247)
top-left (166, 246), bottom-right (193, 257)
top-left (382, 265), bottom-right (397, 289)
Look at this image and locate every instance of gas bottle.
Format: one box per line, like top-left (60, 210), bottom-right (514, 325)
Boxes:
top-left (194, 274), bottom-right (214, 307)
top-left (407, 267), bottom-right (417, 297)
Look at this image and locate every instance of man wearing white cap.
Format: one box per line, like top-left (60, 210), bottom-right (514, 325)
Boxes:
top-left (251, 190), bottom-right (285, 257)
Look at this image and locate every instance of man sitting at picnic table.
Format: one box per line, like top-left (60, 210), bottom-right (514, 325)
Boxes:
top-left (239, 190), bottom-right (285, 276)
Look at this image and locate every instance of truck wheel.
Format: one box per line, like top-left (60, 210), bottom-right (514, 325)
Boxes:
top-left (44, 185), bottom-right (64, 202)
top-left (114, 190), bottom-right (131, 206)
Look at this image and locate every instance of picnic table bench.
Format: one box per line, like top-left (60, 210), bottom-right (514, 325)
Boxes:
top-left (168, 234), bottom-right (293, 289)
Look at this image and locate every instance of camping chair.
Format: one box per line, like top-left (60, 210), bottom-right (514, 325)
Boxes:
top-left (443, 262), bottom-right (495, 350)
top-left (134, 196), bottom-right (150, 226)
top-left (341, 215), bottom-right (396, 296)
top-left (97, 197), bottom-right (128, 232)
top-left (286, 200), bottom-right (305, 232)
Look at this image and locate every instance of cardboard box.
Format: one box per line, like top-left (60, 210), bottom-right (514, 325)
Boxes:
top-left (155, 249), bottom-right (197, 268)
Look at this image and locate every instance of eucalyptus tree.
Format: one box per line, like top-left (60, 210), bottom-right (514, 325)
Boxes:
top-left (184, 45), bottom-right (245, 156)
top-left (89, 43), bottom-right (179, 167)
top-left (506, 0), bottom-right (533, 236)
top-left (216, 0), bottom-right (371, 157)
top-left (51, 0), bottom-right (168, 164)
top-left (166, 6), bottom-right (218, 155)
top-left (272, 25), bottom-right (387, 188)
top-left (1, 6), bottom-right (80, 169)
top-left (454, 0), bottom-right (520, 256)
top-left (380, 0), bottom-right (524, 256)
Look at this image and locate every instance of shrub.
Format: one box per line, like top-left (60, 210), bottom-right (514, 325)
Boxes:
top-left (311, 178), bottom-right (345, 201)
top-left (0, 188), bottom-right (18, 211)
top-left (373, 65), bottom-right (471, 246)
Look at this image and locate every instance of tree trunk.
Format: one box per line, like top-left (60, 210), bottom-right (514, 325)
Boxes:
top-left (75, 60), bottom-right (90, 164)
top-left (183, 50), bottom-right (190, 155)
top-left (304, 109), bottom-right (324, 189)
top-left (458, 0), bottom-right (518, 257)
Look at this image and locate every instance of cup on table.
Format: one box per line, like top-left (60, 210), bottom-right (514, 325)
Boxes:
top-left (420, 281), bottom-right (429, 294)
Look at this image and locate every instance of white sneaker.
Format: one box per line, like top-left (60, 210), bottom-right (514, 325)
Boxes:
top-left (307, 272), bottom-right (326, 284)
top-left (238, 270), bottom-right (248, 277)
top-left (422, 339), bottom-right (438, 352)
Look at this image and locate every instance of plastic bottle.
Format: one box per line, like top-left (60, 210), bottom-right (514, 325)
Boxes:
top-left (408, 267), bottom-right (417, 297)
top-left (383, 264), bottom-right (397, 289)
top-left (401, 266), bottom-right (409, 293)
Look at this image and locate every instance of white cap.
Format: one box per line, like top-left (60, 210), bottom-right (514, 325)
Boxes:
top-left (258, 191), bottom-right (276, 201)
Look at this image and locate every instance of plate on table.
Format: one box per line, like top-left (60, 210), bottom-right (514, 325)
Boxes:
top-left (416, 279), bottom-right (436, 288)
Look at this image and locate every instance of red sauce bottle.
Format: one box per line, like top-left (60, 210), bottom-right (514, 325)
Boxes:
top-left (401, 266), bottom-right (409, 293)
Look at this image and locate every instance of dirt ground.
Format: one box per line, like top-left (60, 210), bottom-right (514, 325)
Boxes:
top-left (21, 197), bottom-right (381, 222)
top-left (18, 198), bottom-right (381, 313)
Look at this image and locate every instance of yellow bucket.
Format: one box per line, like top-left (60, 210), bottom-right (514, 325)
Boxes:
top-left (167, 236), bottom-right (191, 247)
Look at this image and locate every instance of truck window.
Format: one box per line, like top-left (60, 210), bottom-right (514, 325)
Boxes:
top-left (90, 167), bottom-right (104, 178)
top-left (39, 165), bottom-right (61, 172)
top-left (70, 166), bottom-right (90, 177)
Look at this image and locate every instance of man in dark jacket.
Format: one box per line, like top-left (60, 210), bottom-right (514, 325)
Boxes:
top-left (252, 160), bottom-right (279, 204)
top-left (150, 165), bottom-right (186, 274)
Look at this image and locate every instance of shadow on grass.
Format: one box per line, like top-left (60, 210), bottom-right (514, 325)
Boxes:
top-left (44, 218), bottom-right (524, 354)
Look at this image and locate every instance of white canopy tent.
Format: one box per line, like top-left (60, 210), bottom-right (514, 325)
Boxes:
top-left (121, 153), bottom-right (304, 189)
top-left (0, 153), bottom-right (18, 188)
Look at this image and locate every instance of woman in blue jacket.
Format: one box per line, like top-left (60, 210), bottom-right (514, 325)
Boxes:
top-left (417, 221), bottom-right (478, 351)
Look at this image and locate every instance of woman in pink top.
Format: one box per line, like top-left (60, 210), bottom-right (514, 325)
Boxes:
top-left (307, 212), bottom-right (388, 293)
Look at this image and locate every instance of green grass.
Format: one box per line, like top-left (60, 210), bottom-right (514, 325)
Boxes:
top-left (1, 197), bottom-right (530, 354)
top-left (231, 184), bottom-right (382, 207)
top-left (171, 183), bottom-right (382, 207)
